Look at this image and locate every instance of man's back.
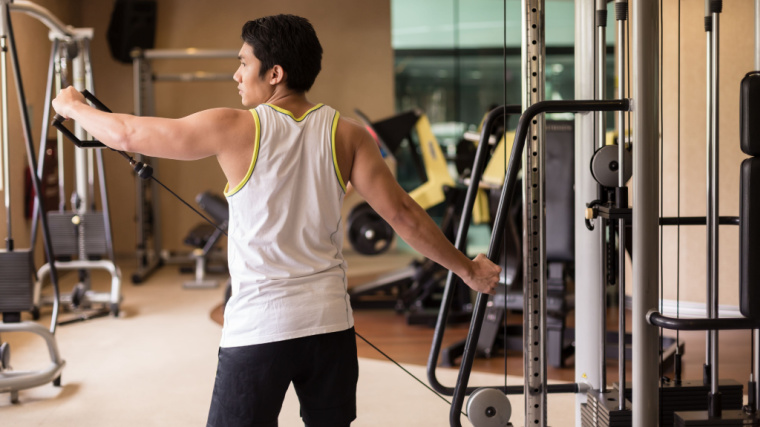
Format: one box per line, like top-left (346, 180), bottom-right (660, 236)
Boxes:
top-left (221, 102), bottom-right (353, 348)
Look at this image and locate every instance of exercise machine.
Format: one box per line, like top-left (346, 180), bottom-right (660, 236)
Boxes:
top-left (0, 0), bottom-right (68, 403)
top-left (30, 7), bottom-right (121, 322)
top-left (130, 47), bottom-right (238, 284)
top-left (182, 191), bottom-right (228, 289)
top-left (347, 109), bottom-right (477, 325)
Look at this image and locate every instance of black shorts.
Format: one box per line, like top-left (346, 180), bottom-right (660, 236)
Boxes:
top-left (206, 327), bottom-right (358, 427)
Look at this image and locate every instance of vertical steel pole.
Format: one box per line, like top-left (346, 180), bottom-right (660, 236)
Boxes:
top-left (616, 0), bottom-right (629, 411)
top-left (632, 0), bottom-right (661, 425)
top-left (73, 40), bottom-right (87, 214)
top-left (708, 0), bottom-right (723, 415)
top-left (523, 0), bottom-right (546, 424)
top-left (597, 0), bottom-right (608, 151)
top-left (575, 0), bottom-right (604, 424)
top-left (596, 0), bottom-right (609, 394)
top-left (703, 0), bottom-right (714, 379)
top-left (0, 12), bottom-right (9, 247)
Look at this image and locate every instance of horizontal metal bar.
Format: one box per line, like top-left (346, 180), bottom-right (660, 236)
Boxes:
top-left (659, 216), bottom-right (739, 226)
top-left (647, 310), bottom-right (760, 330)
top-left (154, 72), bottom-right (234, 82)
top-left (139, 49), bottom-right (239, 60)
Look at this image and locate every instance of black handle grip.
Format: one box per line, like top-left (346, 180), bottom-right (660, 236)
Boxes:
top-left (51, 90), bottom-right (115, 148)
top-left (51, 113), bottom-right (106, 148)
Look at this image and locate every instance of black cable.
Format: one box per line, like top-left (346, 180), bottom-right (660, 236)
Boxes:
top-left (658, 2), bottom-right (666, 424)
top-left (676, 0), bottom-right (682, 352)
top-left (354, 331), bottom-right (466, 416)
top-left (149, 175), bottom-right (227, 237)
top-left (502, 0), bottom-right (509, 392)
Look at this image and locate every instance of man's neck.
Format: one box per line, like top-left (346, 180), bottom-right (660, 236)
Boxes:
top-left (263, 89), bottom-right (315, 117)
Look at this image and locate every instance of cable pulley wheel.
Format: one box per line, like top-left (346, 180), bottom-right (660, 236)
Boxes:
top-left (347, 202), bottom-right (394, 255)
top-left (466, 387), bottom-right (511, 427)
top-left (590, 144), bottom-right (633, 188)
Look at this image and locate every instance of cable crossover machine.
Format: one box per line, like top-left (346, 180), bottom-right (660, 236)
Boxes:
top-left (409, 0), bottom-right (760, 426)
top-left (0, 0), bottom-right (77, 403)
top-left (28, 4), bottom-right (122, 323)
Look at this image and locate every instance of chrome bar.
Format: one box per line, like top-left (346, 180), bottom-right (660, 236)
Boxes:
top-left (574, 0), bottom-right (605, 420)
top-left (616, 0), bottom-right (628, 411)
top-left (143, 48), bottom-right (238, 60)
top-left (632, 0), bottom-right (661, 424)
top-left (709, 1), bottom-right (721, 400)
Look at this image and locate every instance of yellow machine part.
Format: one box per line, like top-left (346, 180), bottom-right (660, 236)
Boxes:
top-left (408, 114), bottom-right (456, 210)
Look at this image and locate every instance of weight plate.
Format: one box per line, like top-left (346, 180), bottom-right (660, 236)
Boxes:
top-left (466, 387), bottom-right (511, 427)
top-left (347, 203), bottom-right (394, 255)
top-left (591, 144), bottom-right (632, 188)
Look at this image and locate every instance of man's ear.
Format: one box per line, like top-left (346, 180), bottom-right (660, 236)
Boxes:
top-left (269, 65), bottom-right (286, 85)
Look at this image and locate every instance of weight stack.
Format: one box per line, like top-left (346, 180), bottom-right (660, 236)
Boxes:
top-left (621, 379), bottom-right (744, 427)
top-left (48, 212), bottom-right (108, 257)
top-left (675, 410), bottom-right (759, 426)
top-left (0, 249), bottom-right (34, 314)
top-left (581, 389), bottom-right (631, 427)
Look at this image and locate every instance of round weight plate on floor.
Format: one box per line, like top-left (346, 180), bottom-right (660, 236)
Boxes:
top-left (347, 203), bottom-right (394, 255)
top-left (590, 144), bottom-right (632, 188)
top-left (466, 387), bottom-right (511, 427)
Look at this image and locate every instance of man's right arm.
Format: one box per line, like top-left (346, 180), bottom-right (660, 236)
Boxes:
top-left (342, 119), bottom-right (501, 294)
top-left (52, 86), bottom-right (253, 162)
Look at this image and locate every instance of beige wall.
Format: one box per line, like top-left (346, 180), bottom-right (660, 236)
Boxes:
top-left (652, 0), bottom-right (755, 306)
top-left (3, 1), bottom-right (393, 260)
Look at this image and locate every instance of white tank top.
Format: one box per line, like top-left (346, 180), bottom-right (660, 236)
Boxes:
top-left (220, 103), bottom-right (352, 347)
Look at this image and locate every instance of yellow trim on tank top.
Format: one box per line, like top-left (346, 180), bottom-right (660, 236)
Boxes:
top-left (331, 112), bottom-right (346, 192)
top-left (224, 109), bottom-right (261, 197)
top-left (264, 103), bottom-right (324, 122)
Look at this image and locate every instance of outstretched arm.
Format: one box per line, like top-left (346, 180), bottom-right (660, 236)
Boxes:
top-left (52, 86), bottom-right (253, 161)
top-left (342, 119), bottom-right (501, 294)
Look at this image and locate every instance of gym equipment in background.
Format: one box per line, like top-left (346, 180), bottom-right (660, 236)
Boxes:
top-left (439, 120), bottom-right (579, 370)
top-left (30, 14), bottom-right (122, 323)
top-left (348, 109), bottom-right (473, 325)
top-left (130, 47), bottom-right (238, 285)
top-left (0, 0), bottom-right (67, 403)
top-left (181, 192), bottom-right (228, 289)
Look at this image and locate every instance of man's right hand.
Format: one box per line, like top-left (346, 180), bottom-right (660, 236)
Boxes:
top-left (461, 254), bottom-right (502, 295)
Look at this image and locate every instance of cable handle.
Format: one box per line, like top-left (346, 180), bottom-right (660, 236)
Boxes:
top-left (50, 90), bottom-right (153, 179)
top-left (50, 89), bottom-right (112, 148)
top-left (49, 89), bottom-right (224, 237)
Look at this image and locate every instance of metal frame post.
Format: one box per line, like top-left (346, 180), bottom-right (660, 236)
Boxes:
top-left (615, 0), bottom-right (629, 411)
top-left (574, 0), bottom-right (605, 424)
top-left (522, 0), bottom-right (547, 424)
top-left (632, 0), bottom-right (661, 425)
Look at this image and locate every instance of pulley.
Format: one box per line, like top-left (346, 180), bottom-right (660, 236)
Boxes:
top-left (590, 144), bottom-right (632, 188)
top-left (466, 387), bottom-right (512, 427)
top-left (347, 202), bottom-right (394, 255)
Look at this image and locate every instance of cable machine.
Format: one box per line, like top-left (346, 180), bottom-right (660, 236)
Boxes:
top-left (30, 10), bottom-right (122, 323)
top-left (130, 48), bottom-right (236, 287)
top-left (0, 0), bottom-right (68, 402)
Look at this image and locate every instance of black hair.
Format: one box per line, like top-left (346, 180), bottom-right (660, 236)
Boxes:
top-left (241, 15), bottom-right (322, 92)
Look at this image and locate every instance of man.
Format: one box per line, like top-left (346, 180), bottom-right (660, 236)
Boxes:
top-left (53, 14), bottom-right (501, 427)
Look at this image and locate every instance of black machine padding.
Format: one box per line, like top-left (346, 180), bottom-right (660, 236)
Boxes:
top-left (740, 71), bottom-right (760, 156)
top-left (740, 157), bottom-right (760, 318)
top-left (196, 192), bottom-right (229, 224)
top-left (545, 121), bottom-right (575, 262)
